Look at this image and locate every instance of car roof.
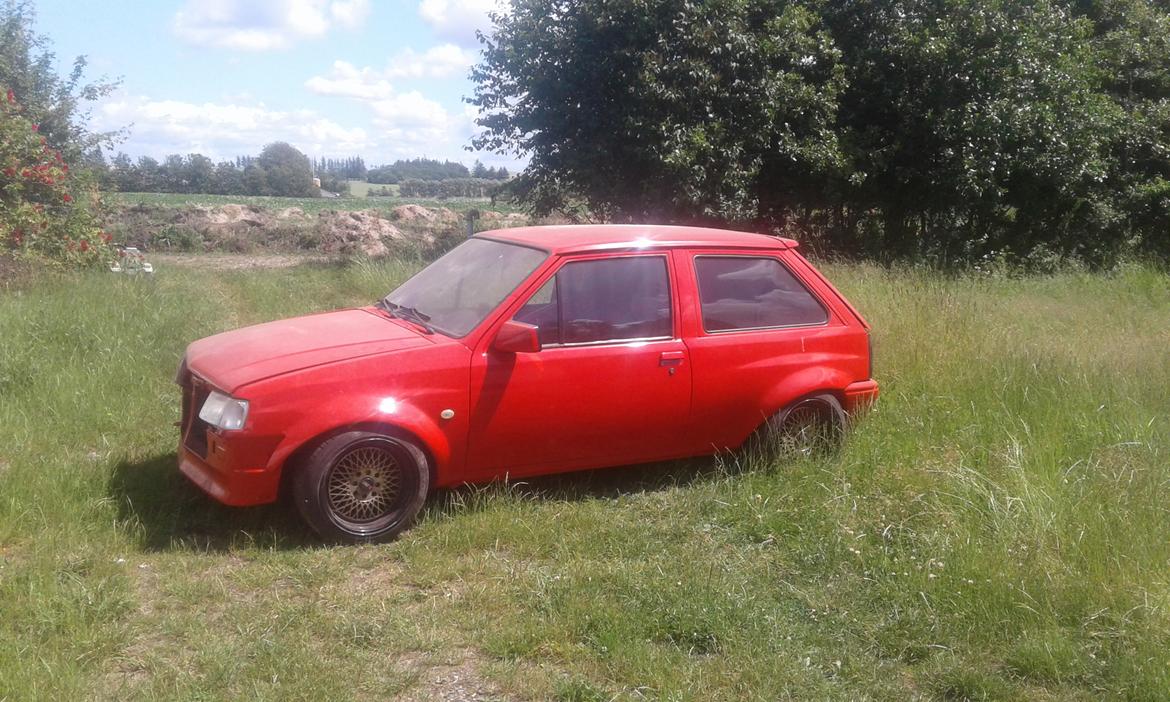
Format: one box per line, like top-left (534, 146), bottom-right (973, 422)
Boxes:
top-left (476, 224), bottom-right (797, 255)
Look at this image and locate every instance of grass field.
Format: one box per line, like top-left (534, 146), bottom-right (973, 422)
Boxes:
top-left (345, 179), bottom-right (395, 198)
top-left (110, 190), bottom-right (524, 215)
top-left (1, 258), bottom-right (1168, 700)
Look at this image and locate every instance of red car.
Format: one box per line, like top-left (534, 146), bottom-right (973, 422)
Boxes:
top-left (177, 225), bottom-right (878, 542)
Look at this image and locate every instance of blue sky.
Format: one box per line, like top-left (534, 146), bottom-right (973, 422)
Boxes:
top-left (32, 0), bottom-right (522, 170)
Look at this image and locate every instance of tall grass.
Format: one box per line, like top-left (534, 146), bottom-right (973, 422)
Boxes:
top-left (0, 259), bottom-right (1166, 700)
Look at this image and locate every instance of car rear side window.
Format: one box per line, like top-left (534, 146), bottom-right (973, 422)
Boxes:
top-left (514, 256), bottom-right (673, 345)
top-left (694, 256), bottom-right (827, 332)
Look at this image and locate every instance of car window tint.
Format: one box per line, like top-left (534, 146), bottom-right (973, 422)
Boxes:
top-left (513, 278), bottom-right (561, 345)
top-left (556, 256), bottom-right (672, 344)
top-left (694, 256), bottom-right (827, 331)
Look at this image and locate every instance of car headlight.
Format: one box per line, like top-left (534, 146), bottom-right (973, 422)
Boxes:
top-left (198, 391), bottom-right (249, 430)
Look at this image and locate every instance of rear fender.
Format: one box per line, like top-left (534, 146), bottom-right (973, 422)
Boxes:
top-left (759, 366), bottom-right (851, 424)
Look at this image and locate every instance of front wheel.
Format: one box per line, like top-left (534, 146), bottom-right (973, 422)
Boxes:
top-left (292, 431), bottom-right (430, 543)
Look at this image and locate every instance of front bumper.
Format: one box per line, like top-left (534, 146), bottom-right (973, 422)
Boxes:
top-left (177, 367), bottom-right (282, 506)
top-left (178, 442), bottom-right (281, 506)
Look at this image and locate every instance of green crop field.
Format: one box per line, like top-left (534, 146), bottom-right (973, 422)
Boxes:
top-left (110, 190), bottom-right (524, 215)
top-left (1, 258), bottom-right (1168, 700)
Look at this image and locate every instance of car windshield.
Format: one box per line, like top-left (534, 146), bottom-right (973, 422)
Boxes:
top-left (382, 238), bottom-right (547, 337)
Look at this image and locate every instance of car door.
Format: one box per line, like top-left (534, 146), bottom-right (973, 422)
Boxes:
top-left (466, 252), bottom-right (692, 478)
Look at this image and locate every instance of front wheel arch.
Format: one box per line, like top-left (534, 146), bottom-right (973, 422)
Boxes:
top-left (278, 421), bottom-right (438, 502)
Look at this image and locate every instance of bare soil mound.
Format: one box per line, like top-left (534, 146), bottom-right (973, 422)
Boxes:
top-left (105, 202), bottom-right (529, 257)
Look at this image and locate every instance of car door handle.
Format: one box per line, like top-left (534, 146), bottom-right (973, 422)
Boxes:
top-left (659, 351), bottom-right (685, 366)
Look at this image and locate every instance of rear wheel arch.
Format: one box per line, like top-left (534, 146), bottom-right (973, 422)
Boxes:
top-left (770, 391), bottom-right (847, 431)
top-left (749, 390), bottom-right (848, 456)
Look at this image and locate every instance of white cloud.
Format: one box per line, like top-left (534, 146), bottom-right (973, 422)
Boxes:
top-left (418, 0), bottom-right (499, 46)
top-left (329, 0), bottom-right (371, 29)
top-left (385, 44), bottom-right (476, 79)
top-left (95, 94), bottom-right (372, 160)
top-left (174, 0), bottom-right (370, 51)
top-left (305, 60), bottom-right (396, 100)
top-left (304, 62), bottom-right (453, 149)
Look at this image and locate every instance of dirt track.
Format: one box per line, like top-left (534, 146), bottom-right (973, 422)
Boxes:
top-left (149, 253), bottom-right (336, 270)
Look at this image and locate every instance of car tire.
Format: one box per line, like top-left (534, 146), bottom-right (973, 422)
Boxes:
top-left (758, 393), bottom-right (847, 458)
top-left (292, 431), bottom-right (430, 543)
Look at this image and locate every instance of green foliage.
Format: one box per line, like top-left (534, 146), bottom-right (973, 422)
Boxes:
top-left (367, 157), bottom-right (471, 184)
top-left (0, 0), bottom-right (119, 162)
top-left (256, 142), bottom-right (316, 198)
top-left (1, 89), bottom-right (112, 266)
top-left (472, 0), bottom-right (1170, 265)
top-left (313, 155), bottom-right (366, 180)
top-left (398, 177), bottom-right (502, 198)
top-left (473, 0), bottom-right (844, 224)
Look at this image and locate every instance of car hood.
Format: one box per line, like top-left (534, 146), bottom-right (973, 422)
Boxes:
top-left (185, 308), bottom-right (432, 393)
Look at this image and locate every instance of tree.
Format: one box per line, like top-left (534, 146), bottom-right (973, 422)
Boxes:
top-left (242, 163), bottom-right (268, 196)
top-left (471, 0), bottom-right (1170, 265)
top-left (256, 142), bottom-right (315, 197)
top-left (368, 158), bottom-right (471, 183)
top-left (1, 1), bottom-right (117, 267)
top-left (214, 161), bottom-right (244, 195)
top-left (135, 156), bottom-right (160, 192)
top-left (471, 0), bottom-right (844, 223)
top-left (1, 90), bottom-right (112, 266)
top-left (0, 1), bottom-right (119, 162)
top-left (184, 154), bottom-right (215, 194)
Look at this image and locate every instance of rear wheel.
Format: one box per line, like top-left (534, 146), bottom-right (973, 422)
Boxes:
top-left (293, 431), bottom-right (429, 543)
top-left (759, 393), bottom-right (846, 458)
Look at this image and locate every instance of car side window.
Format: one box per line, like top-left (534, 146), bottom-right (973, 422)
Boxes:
top-left (514, 256), bottom-right (673, 345)
top-left (694, 256), bottom-right (827, 332)
top-left (512, 277), bottom-right (560, 345)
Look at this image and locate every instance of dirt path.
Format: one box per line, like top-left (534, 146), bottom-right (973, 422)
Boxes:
top-left (149, 253), bottom-right (337, 270)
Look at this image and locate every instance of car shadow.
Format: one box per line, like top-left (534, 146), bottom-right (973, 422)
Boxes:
top-left (108, 453), bottom-right (317, 552)
top-left (109, 451), bottom-right (751, 552)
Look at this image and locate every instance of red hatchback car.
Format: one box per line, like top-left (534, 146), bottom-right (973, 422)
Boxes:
top-left (177, 225), bottom-right (878, 542)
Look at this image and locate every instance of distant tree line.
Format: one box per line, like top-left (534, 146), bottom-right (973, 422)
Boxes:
top-left (367, 157), bottom-right (509, 184)
top-left (474, 0), bottom-right (1170, 266)
top-left (102, 142), bottom-right (317, 197)
top-left (315, 156), bottom-right (366, 181)
top-left (98, 150), bottom-right (510, 198)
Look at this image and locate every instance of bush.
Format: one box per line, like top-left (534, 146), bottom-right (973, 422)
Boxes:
top-left (1, 88), bottom-right (112, 267)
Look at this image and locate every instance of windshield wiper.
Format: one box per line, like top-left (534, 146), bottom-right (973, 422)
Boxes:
top-left (377, 299), bottom-right (434, 334)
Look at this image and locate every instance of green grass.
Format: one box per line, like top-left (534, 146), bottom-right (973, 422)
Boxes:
top-left (110, 190), bottom-right (524, 215)
top-left (1, 259), bottom-right (1168, 700)
top-left (345, 179), bottom-right (392, 198)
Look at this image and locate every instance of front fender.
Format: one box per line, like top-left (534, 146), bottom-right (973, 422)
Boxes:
top-left (265, 393), bottom-right (451, 478)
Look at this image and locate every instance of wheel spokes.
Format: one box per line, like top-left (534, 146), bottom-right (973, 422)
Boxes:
top-left (326, 446), bottom-right (403, 523)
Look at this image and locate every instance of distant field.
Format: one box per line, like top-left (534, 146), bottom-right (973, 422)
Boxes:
top-left (345, 180), bottom-right (398, 198)
top-left (1, 260), bottom-right (1168, 700)
top-left (111, 190), bottom-right (524, 215)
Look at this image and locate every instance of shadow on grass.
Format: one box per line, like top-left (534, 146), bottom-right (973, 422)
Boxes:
top-left (108, 453), bottom-right (316, 552)
top-left (422, 452), bottom-right (752, 519)
top-left (108, 450), bottom-right (761, 551)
